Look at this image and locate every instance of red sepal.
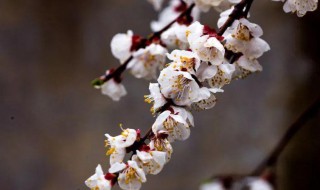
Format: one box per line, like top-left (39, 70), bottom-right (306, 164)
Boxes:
top-left (203, 25), bottom-right (224, 41)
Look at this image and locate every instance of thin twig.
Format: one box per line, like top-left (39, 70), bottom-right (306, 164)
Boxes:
top-left (92, 3), bottom-right (196, 86)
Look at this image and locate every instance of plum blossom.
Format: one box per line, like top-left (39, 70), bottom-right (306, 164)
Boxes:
top-left (207, 61), bottom-right (235, 92)
top-left (145, 83), bottom-right (167, 114)
top-left (99, 70), bottom-right (127, 101)
top-left (200, 181), bottom-right (224, 190)
top-left (272, 0), bottom-right (318, 17)
top-left (158, 67), bottom-right (211, 106)
top-left (186, 21), bottom-right (225, 65)
top-left (167, 49), bottom-right (201, 74)
top-left (223, 18), bottom-right (270, 59)
top-left (105, 128), bottom-right (137, 164)
top-left (85, 164), bottom-right (112, 190)
top-left (248, 178), bottom-right (273, 190)
top-left (161, 23), bottom-right (190, 49)
top-left (192, 92), bottom-right (217, 110)
top-left (149, 135), bottom-right (173, 162)
top-left (116, 161), bottom-right (147, 190)
top-left (152, 106), bottom-right (193, 142)
top-left (127, 44), bottom-right (168, 80)
top-left (233, 56), bottom-right (262, 79)
top-left (132, 149), bottom-right (167, 174)
top-left (195, 61), bottom-right (218, 82)
top-left (111, 30), bottom-right (133, 64)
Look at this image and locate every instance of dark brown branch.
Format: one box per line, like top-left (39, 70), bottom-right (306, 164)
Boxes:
top-left (252, 96), bottom-right (320, 175)
top-left (217, 0), bottom-right (250, 36)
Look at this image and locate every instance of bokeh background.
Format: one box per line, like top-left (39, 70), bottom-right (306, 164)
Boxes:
top-left (1, 0), bottom-right (319, 189)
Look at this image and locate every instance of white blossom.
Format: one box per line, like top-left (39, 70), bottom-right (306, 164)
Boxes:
top-left (117, 161), bottom-right (147, 190)
top-left (105, 128), bottom-right (137, 165)
top-left (149, 136), bottom-right (173, 162)
top-left (273, 0), bottom-right (318, 17)
top-left (111, 30), bottom-right (133, 63)
top-left (200, 181), bottom-right (224, 190)
top-left (100, 77), bottom-right (127, 101)
top-left (233, 56), bottom-right (262, 79)
top-left (207, 61), bottom-right (235, 92)
top-left (248, 178), bottom-right (273, 190)
top-left (192, 92), bottom-right (217, 110)
top-left (127, 44), bottom-right (168, 80)
top-left (161, 23), bottom-right (190, 49)
top-left (108, 162), bottom-right (127, 173)
top-left (85, 165), bottom-right (111, 190)
top-left (158, 67), bottom-right (210, 106)
top-left (145, 83), bottom-right (167, 113)
top-left (152, 107), bottom-right (193, 142)
top-left (217, 6), bottom-right (235, 28)
top-left (223, 18), bottom-right (270, 59)
top-left (167, 49), bottom-right (201, 74)
top-left (186, 21), bottom-right (225, 65)
top-left (133, 149), bottom-right (167, 174)
top-left (195, 61), bottom-right (218, 82)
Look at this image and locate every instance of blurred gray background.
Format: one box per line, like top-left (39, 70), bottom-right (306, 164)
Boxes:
top-left (0, 0), bottom-right (319, 189)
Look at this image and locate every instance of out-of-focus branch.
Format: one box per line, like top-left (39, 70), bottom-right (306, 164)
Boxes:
top-left (252, 96), bottom-right (320, 175)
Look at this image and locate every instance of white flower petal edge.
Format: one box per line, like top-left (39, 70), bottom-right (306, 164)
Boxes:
top-left (117, 160), bottom-right (147, 190)
top-left (101, 79), bottom-right (127, 101)
top-left (273, 0), bottom-right (318, 17)
top-left (134, 150), bottom-right (167, 174)
top-left (128, 44), bottom-right (168, 80)
top-left (111, 30), bottom-right (133, 63)
top-left (248, 178), bottom-right (273, 190)
top-left (85, 164), bottom-right (112, 190)
top-left (200, 181), bottom-right (224, 190)
top-left (187, 21), bottom-right (225, 65)
top-left (152, 109), bottom-right (192, 142)
top-left (145, 83), bottom-right (167, 113)
top-left (105, 128), bottom-right (137, 164)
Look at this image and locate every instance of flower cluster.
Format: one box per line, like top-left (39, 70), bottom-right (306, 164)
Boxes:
top-left (272, 0), bottom-right (318, 17)
top-left (86, 0), bottom-right (318, 189)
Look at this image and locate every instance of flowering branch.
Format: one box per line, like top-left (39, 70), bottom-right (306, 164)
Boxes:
top-left (91, 3), bottom-right (196, 88)
top-left (85, 0), bottom-right (319, 190)
top-left (252, 96), bottom-right (320, 176)
top-left (217, 0), bottom-right (254, 36)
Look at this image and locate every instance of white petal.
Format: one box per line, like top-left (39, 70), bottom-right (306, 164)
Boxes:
top-left (110, 30), bottom-right (133, 63)
top-left (109, 147), bottom-right (126, 165)
top-left (196, 63), bottom-right (218, 81)
top-left (136, 150), bottom-right (153, 163)
top-left (200, 181), bottom-right (224, 190)
top-left (101, 79), bottom-right (127, 101)
top-left (118, 173), bottom-right (141, 190)
top-left (249, 178), bottom-right (273, 190)
top-left (109, 162), bottom-right (126, 173)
